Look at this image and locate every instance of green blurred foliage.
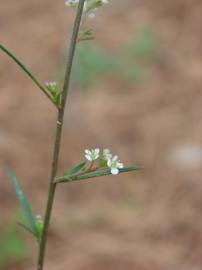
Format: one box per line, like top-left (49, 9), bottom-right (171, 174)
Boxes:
top-left (72, 43), bottom-right (114, 88)
top-left (0, 224), bottom-right (28, 268)
top-left (71, 27), bottom-right (159, 88)
top-left (125, 27), bottom-right (159, 60)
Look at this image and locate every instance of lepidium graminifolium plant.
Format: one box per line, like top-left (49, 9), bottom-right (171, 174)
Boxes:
top-left (1, 1), bottom-right (143, 269)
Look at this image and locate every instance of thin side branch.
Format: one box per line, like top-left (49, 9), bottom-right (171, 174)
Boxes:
top-left (0, 44), bottom-right (56, 106)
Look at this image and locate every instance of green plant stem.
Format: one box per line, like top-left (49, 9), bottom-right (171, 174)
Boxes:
top-left (37, 1), bottom-right (86, 270)
top-left (0, 44), bottom-right (56, 106)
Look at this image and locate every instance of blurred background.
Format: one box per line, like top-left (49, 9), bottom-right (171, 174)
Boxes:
top-left (0, 0), bottom-right (202, 269)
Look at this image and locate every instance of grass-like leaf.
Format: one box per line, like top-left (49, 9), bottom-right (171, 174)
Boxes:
top-left (7, 168), bottom-right (36, 235)
top-left (0, 44), bottom-right (55, 106)
top-left (55, 166), bottom-right (143, 184)
top-left (64, 161), bottom-right (86, 176)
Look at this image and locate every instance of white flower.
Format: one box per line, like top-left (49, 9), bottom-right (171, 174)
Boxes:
top-left (45, 81), bottom-right (58, 95)
top-left (45, 81), bottom-right (57, 88)
top-left (88, 9), bottom-right (97, 18)
top-left (107, 155), bottom-right (124, 175)
top-left (65, 0), bottom-right (109, 8)
top-left (84, 0), bottom-right (109, 19)
top-left (65, 0), bottom-right (79, 6)
top-left (35, 215), bottom-right (43, 223)
top-left (85, 148), bottom-right (100, 161)
top-left (103, 149), bottom-right (112, 161)
top-left (102, 0), bottom-right (109, 3)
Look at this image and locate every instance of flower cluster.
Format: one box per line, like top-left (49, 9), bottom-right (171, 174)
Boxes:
top-left (45, 81), bottom-right (57, 91)
top-left (65, 0), bottom-right (109, 19)
top-left (65, 0), bottom-right (79, 6)
top-left (45, 81), bottom-right (62, 105)
top-left (85, 148), bottom-right (100, 161)
top-left (84, 148), bottom-right (124, 175)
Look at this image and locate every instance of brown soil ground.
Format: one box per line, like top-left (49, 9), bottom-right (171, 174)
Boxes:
top-left (1, 0), bottom-right (202, 269)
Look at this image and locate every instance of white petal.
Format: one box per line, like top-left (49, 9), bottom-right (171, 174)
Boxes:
top-left (85, 154), bottom-right (92, 161)
top-left (88, 12), bottom-right (96, 18)
top-left (111, 168), bottom-right (119, 175)
top-left (95, 148), bottom-right (100, 154)
top-left (112, 155), bottom-right (118, 162)
top-left (118, 163), bottom-right (124, 169)
top-left (105, 155), bottom-right (112, 161)
top-left (85, 149), bottom-right (90, 154)
top-left (50, 81), bottom-right (56, 86)
top-left (103, 149), bottom-right (112, 160)
top-left (107, 159), bottom-right (112, 167)
top-left (65, 0), bottom-right (72, 5)
top-left (103, 149), bottom-right (111, 156)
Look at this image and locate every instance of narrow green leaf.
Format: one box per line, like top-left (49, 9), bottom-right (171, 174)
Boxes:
top-left (7, 168), bottom-right (36, 235)
top-left (0, 44), bottom-right (56, 106)
top-left (64, 161), bottom-right (86, 176)
top-left (56, 166), bottom-right (143, 184)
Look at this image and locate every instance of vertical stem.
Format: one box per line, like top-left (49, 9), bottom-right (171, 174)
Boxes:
top-left (37, 1), bottom-right (86, 269)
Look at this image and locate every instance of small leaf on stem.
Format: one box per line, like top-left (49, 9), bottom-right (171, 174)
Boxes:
top-left (7, 168), bottom-right (36, 235)
top-left (0, 44), bottom-right (56, 106)
top-left (64, 161), bottom-right (86, 176)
